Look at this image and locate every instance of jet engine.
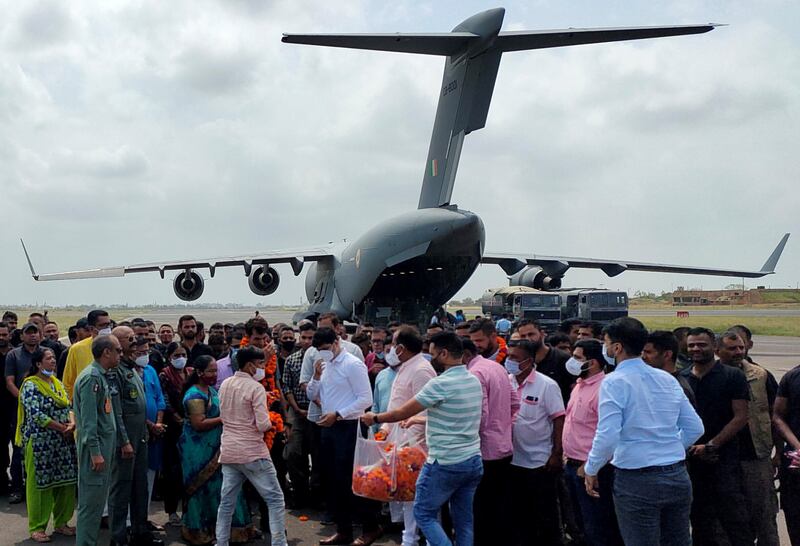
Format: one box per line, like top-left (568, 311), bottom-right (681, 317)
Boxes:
top-left (248, 265), bottom-right (280, 296)
top-left (509, 266), bottom-right (562, 290)
top-left (173, 270), bottom-right (204, 301)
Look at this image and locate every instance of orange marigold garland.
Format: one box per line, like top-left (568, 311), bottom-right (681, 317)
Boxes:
top-left (495, 336), bottom-right (508, 364)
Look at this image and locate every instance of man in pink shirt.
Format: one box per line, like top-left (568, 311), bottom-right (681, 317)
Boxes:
top-left (215, 346), bottom-right (287, 546)
top-left (382, 326), bottom-right (436, 546)
top-left (462, 338), bottom-right (519, 546)
top-left (562, 339), bottom-right (623, 546)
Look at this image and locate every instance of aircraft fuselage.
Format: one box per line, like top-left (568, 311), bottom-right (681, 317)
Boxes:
top-left (299, 206), bottom-right (484, 324)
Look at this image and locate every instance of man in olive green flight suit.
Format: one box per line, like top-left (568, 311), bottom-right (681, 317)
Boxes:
top-left (73, 335), bottom-right (120, 546)
top-left (108, 327), bottom-right (163, 546)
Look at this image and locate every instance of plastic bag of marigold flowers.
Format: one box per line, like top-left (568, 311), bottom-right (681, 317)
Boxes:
top-left (352, 423), bottom-right (397, 501)
top-left (387, 426), bottom-right (426, 502)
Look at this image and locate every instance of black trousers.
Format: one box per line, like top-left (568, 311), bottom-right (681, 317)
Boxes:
top-left (689, 459), bottom-right (755, 546)
top-left (473, 455), bottom-right (512, 546)
top-left (320, 420), bottom-right (380, 537)
top-left (510, 464), bottom-right (560, 545)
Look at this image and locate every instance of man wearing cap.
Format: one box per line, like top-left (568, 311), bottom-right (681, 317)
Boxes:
top-left (4, 321), bottom-right (43, 503)
top-left (64, 309), bottom-right (111, 400)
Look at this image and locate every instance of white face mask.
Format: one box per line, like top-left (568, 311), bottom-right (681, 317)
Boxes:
top-left (504, 359), bottom-right (521, 376)
top-left (171, 356), bottom-right (187, 370)
top-left (566, 357), bottom-right (590, 377)
top-left (135, 355), bottom-right (149, 368)
top-left (252, 367), bottom-right (266, 382)
top-left (98, 327), bottom-right (112, 336)
top-left (385, 346), bottom-right (401, 368)
top-left (41, 369), bottom-right (55, 377)
top-left (602, 344), bottom-right (617, 366)
top-left (318, 349), bottom-right (334, 363)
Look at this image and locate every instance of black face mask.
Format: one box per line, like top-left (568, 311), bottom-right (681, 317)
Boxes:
top-left (282, 340), bottom-right (296, 352)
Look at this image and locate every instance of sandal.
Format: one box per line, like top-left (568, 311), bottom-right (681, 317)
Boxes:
top-left (54, 525), bottom-right (76, 536)
top-left (31, 531), bottom-right (51, 543)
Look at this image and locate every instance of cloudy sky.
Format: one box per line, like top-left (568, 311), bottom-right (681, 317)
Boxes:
top-left (1, 0), bottom-right (797, 307)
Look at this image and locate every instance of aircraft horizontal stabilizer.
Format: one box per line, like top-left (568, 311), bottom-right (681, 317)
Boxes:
top-left (483, 233), bottom-right (790, 279)
top-left (497, 24), bottom-right (717, 52)
top-left (281, 33), bottom-right (476, 56)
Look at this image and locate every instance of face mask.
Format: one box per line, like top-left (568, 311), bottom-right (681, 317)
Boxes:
top-left (41, 369), bottom-right (55, 377)
top-left (171, 357), bottom-right (187, 370)
top-left (385, 346), bottom-right (401, 368)
top-left (252, 368), bottom-right (266, 382)
top-left (375, 351), bottom-right (385, 360)
top-left (602, 344), bottom-right (617, 366)
top-left (566, 357), bottom-right (590, 377)
top-left (504, 359), bottom-right (521, 376)
top-left (201, 375), bottom-right (217, 386)
top-left (422, 353), bottom-right (432, 362)
top-left (98, 327), bottom-right (112, 336)
top-left (282, 340), bottom-right (296, 352)
top-left (318, 349), bottom-right (334, 363)
top-left (135, 355), bottom-right (149, 368)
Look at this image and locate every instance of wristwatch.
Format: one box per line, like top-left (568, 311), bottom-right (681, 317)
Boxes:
top-left (335, 411), bottom-right (343, 421)
top-left (374, 413), bottom-right (380, 424)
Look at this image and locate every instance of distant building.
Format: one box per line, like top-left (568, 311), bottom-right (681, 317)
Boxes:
top-left (671, 287), bottom-right (800, 306)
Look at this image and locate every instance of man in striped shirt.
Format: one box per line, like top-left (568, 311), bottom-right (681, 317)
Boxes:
top-left (362, 332), bottom-right (483, 546)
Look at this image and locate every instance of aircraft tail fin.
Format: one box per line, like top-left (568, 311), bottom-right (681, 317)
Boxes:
top-left (20, 238), bottom-right (39, 280)
top-left (759, 233), bottom-right (790, 273)
top-left (283, 11), bottom-right (719, 210)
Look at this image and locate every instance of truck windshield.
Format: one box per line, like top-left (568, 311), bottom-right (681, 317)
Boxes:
top-left (519, 294), bottom-right (561, 307)
top-left (589, 292), bottom-right (628, 307)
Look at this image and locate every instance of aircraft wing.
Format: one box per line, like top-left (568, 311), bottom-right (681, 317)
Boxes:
top-left (482, 233), bottom-right (790, 279)
top-left (20, 240), bottom-right (335, 281)
top-left (281, 32), bottom-right (477, 56)
top-left (496, 24), bottom-right (718, 52)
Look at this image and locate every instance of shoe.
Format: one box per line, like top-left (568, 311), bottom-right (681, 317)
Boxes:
top-left (320, 513), bottom-right (335, 526)
top-left (30, 531), bottom-right (51, 543)
top-left (351, 525), bottom-right (384, 546)
top-left (54, 525), bottom-right (76, 536)
top-left (168, 512), bottom-right (181, 526)
top-left (8, 491), bottom-right (23, 504)
top-left (146, 520), bottom-right (165, 532)
top-left (131, 535), bottom-right (164, 546)
top-left (319, 533), bottom-right (354, 545)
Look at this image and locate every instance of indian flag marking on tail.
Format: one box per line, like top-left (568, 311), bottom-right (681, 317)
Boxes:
top-left (430, 158), bottom-right (438, 177)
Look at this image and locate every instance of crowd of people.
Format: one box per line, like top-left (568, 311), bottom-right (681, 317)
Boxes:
top-left (1, 307), bottom-right (800, 546)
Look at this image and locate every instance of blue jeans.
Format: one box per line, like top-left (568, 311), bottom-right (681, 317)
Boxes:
top-left (613, 463), bottom-right (692, 546)
top-left (216, 459), bottom-right (286, 546)
top-left (563, 463), bottom-right (623, 546)
top-left (413, 455), bottom-right (483, 546)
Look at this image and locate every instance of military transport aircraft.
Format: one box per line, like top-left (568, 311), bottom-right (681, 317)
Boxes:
top-left (22, 8), bottom-right (790, 325)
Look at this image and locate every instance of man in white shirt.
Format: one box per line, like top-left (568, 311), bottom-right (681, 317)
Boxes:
top-left (508, 339), bottom-right (566, 546)
top-left (306, 327), bottom-right (381, 546)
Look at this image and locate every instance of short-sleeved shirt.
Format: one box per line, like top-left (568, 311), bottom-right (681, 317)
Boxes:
top-left (4, 345), bottom-right (38, 389)
top-left (681, 361), bottom-right (750, 461)
top-left (183, 342), bottom-right (214, 367)
top-left (387, 354), bottom-right (436, 447)
top-left (778, 365), bottom-right (800, 443)
top-left (415, 365), bottom-right (482, 465)
top-left (535, 346), bottom-right (574, 405)
top-left (512, 371), bottom-right (566, 469)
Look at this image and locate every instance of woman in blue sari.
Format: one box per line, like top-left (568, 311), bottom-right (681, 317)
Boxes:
top-left (179, 355), bottom-right (255, 545)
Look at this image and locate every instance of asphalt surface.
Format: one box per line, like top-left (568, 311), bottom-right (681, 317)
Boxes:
top-left (3, 310), bottom-right (798, 544)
